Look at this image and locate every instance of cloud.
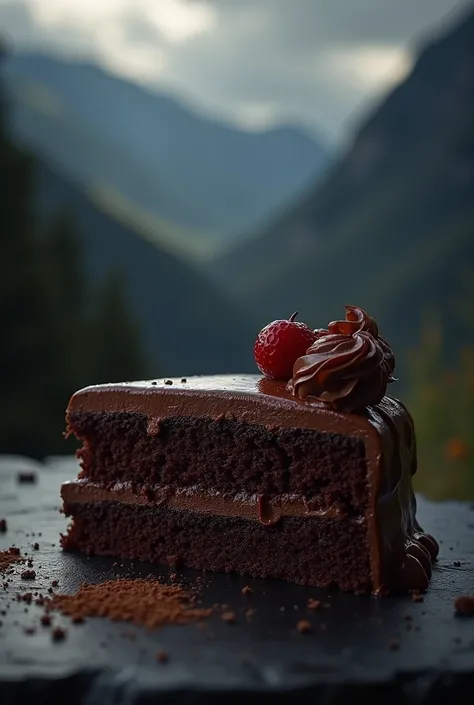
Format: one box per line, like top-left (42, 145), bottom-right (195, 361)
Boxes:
top-left (0, 1), bottom-right (39, 47)
top-left (0, 0), bottom-right (470, 139)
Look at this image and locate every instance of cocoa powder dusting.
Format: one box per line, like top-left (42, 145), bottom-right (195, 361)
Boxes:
top-left (221, 611), bottom-right (236, 624)
top-left (49, 578), bottom-right (212, 629)
top-left (296, 619), bottom-right (312, 634)
top-left (307, 599), bottom-right (321, 610)
top-left (0, 548), bottom-right (22, 573)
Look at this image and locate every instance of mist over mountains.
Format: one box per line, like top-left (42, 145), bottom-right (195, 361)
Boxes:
top-left (3, 52), bottom-right (327, 260)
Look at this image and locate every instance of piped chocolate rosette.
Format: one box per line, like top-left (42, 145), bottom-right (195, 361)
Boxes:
top-left (290, 305), bottom-right (395, 412)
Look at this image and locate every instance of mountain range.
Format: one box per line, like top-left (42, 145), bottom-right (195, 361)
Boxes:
top-left (2, 6), bottom-right (473, 382)
top-left (212, 5), bottom-right (474, 368)
top-left (3, 53), bottom-right (327, 260)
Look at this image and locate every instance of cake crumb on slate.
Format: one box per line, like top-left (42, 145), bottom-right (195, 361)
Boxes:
top-left (17, 471), bottom-right (37, 484)
top-left (221, 611), bottom-right (236, 624)
top-left (40, 614), bottom-right (52, 626)
top-left (49, 578), bottom-right (212, 629)
top-left (33, 543), bottom-right (39, 550)
top-left (21, 569), bottom-right (36, 580)
top-left (308, 599), bottom-right (321, 610)
top-left (52, 626), bottom-right (66, 641)
top-left (411, 593), bottom-right (424, 603)
top-left (454, 595), bottom-right (474, 615)
top-left (453, 561), bottom-right (461, 567)
top-left (241, 585), bottom-right (253, 596)
top-left (0, 519), bottom-right (7, 532)
top-left (296, 619), bottom-right (312, 634)
top-left (0, 548), bottom-right (23, 573)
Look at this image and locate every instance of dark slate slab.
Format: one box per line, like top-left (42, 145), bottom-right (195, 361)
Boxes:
top-left (0, 457), bottom-right (473, 705)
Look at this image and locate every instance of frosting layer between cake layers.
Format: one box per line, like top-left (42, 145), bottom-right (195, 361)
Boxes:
top-left (63, 375), bottom-right (439, 592)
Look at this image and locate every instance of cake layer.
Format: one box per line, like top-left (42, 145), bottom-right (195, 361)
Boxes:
top-left (67, 376), bottom-right (411, 500)
top-left (60, 501), bottom-right (372, 591)
top-left (69, 412), bottom-right (367, 513)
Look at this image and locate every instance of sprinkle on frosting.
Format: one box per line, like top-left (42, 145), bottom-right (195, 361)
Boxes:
top-left (290, 306), bottom-right (395, 412)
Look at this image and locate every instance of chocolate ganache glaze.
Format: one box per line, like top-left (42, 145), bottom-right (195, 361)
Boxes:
top-left (291, 306), bottom-right (395, 412)
top-left (66, 374), bottom-right (438, 593)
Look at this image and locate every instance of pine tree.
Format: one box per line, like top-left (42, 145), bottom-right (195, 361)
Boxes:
top-left (39, 209), bottom-right (89, 385)
top-left (87, 269), bottom-right (150, 384)
top-left (0, 52), bottom-right (57, 455)
top-left (35, 210), bottom-right (92, 449)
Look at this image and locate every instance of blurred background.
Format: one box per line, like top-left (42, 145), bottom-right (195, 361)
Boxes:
top-left (0, 0), bottom-right (473, 499)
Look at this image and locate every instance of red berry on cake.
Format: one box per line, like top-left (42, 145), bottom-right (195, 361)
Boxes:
top-left (254, 312), bottom-right (316, 381)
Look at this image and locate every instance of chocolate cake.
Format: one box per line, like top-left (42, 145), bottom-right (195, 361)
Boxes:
top-left (61, 307), bottom-right (438, 593)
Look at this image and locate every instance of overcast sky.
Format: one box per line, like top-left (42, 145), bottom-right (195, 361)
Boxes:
top-left (0, 0), bottom-right (471, 142)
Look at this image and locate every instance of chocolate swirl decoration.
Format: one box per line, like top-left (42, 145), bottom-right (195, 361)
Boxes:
top-left (290, 306), bottom-right (395, 412)
top-left (315, 305), bottom-right (395, 380)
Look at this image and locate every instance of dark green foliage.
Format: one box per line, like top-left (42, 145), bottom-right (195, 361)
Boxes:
top-left (3, 52), bottom-right (326, 240)
top-left (0, 61), bottom-right (151, 457)
top-left (408, 271), bottom-right (474, 500)
top-left (0, 126), bottom-right (55, 456)
top-left (87, 269), bottom-right (149, 385)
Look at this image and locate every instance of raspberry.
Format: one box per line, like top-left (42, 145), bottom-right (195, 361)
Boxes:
top-left (254, 312), bottom-right (316, 381)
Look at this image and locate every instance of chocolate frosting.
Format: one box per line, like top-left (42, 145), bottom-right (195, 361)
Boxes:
top-left (291, 331), bottom-right (388, 412)
top-left (61, 481), bottom-right (347, 524)
top-left (290, 306), bottom-right (395, 412)
top-left (373, 398), bottom-right (438, 592)
top-left (66, 374), bottom-right (438, 594)
top-left (326, 305), bottom-right (395, 379)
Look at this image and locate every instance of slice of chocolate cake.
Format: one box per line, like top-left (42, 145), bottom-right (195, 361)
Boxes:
top-left (61, 307), bottom-right (438, 593)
